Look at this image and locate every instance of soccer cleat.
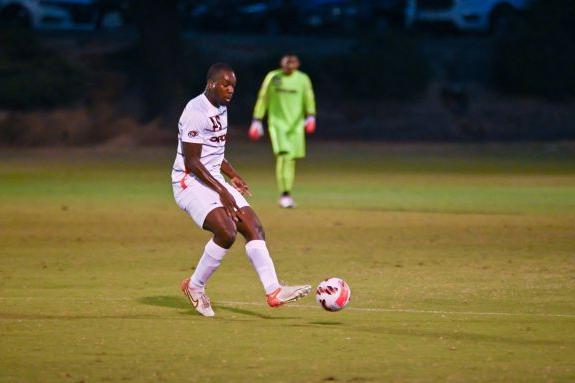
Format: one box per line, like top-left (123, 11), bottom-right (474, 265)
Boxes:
top-left (180, 278), bottom-right (215, 317)
top-left (279, 195), bottom-right (295, 209)
top-left (266, 284), bottom-right (312, 307)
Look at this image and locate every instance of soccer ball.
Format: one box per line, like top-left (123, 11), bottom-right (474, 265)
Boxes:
top-left (315, 277), bottom-right (351, 312)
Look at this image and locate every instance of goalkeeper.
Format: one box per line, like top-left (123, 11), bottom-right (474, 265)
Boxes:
top-left (249, 53), bottom-right (316, 208)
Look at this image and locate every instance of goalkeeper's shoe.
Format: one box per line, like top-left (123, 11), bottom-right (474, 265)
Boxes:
top-left (266, 284), bottom-right (312, 307)
top-left (279, 195), bottom-right (295, 209)
top-left (180, 278), bottom-right (215, 317)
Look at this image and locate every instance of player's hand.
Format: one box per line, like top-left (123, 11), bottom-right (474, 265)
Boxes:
top-left (230, 176), bottom-right (252, 197)
top-left (305, 115), bottom-right (316, 134)
top-left (249, 120), bottom-right (264, 141)
top-left (219, 189), bottom-right (243, 222)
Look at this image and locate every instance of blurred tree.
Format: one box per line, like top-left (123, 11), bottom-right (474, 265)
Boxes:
top-left (321, 33), bottom-right (430, 101)
top-left (494, 0), bottom-right (575, 99)
top-left (0, 28), bottom-right (87, 110)
top-left (132, 0), bottom-right (185, 123)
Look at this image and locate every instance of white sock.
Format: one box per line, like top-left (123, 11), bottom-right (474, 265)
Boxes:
top-left (189, 239), bottom-right (227, 291)
top-left (245, 240), bottom-right (280, 294)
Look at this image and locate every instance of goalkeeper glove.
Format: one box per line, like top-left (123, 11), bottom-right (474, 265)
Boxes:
top-left (305, 115), bottom-right (316, 134)
top-left (249, 119), bottom-right (264, 141)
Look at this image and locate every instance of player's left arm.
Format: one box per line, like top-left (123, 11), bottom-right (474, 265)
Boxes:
top-left (303, 74), bottom-right (317, 134)
top-left (303, 74), bottom-right (316, 117)
top-left (221, 158), bottom-right (252, 196)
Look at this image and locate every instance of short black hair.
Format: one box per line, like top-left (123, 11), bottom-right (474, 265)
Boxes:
top-left (206, 63), bottom-right (234, 82)
top-left (282, 53), bottom-right (298, 59)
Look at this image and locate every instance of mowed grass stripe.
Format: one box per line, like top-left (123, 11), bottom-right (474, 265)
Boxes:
top-left (1, 297), bottom-right (574, 318)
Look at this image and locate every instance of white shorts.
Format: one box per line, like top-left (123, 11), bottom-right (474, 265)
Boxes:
top-left (172, 173), bottom-right (250, 227)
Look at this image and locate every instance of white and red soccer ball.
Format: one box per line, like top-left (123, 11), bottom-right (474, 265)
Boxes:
top-left (315, 277), bottom-right (351, 311)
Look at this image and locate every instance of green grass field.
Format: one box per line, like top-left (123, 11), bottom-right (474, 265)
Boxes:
top-left (1, 141), bottom-right (574, 382)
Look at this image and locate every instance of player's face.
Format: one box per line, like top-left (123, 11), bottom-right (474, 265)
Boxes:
top-left (281, 56), bottom-right (299, 75)
top-left (213, 71), bottom-right (236, 105)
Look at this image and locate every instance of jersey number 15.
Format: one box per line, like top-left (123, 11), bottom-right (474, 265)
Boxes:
top-left (209, 116), bottom-right (223, 132)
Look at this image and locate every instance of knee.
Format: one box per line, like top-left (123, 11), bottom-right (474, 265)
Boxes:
top-left (215, 225), bottom-right (237, 248)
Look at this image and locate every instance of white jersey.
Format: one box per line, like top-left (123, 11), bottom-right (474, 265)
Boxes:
top-left (171, 94), bottom-right (228, 184)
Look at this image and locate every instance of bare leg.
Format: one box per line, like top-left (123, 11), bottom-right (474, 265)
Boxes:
top-left (235, 206), bottom-right (265, 242)
top-left (203, 207), bottom-right (238, 248)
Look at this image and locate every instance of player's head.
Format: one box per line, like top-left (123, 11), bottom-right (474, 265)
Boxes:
top-left (205, 63), bottom-right (236, 106)
top-left (280, 54), bottom-right (300, 75)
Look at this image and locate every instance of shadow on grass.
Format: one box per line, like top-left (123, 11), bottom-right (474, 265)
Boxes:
top-left (139, 296), bottom-right (189, 310)
top-left (309, 321), bottom-right (343, 326)
top-left (218, 305), bottom-right (299, 320)
top-left (355, 326), bottom-right (570, 346)
top-left (139, 296), bottom-right (298, 320)
top-left (286, 321), bottom-right (344, 328)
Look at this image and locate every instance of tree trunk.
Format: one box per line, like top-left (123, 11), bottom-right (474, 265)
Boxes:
top-left (133, 0), bottom-right (184, 124)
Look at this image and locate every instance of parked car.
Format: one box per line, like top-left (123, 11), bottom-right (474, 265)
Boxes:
top-left (185, 0), bottom-right (288, 34)
top-left (185, 0), bottom-right (407, 35)
top-left (347, 0), bottom-right (409, 33)
top-left (94, 0), bottom-right (129, 29)
top-left (0, 0), bottom-right (127, 30)
top-left (405, 0), bottom-right (533, 33)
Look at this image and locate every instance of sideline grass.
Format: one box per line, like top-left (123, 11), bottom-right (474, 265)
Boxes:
top-left (1, 142), bottom-right (574, 382)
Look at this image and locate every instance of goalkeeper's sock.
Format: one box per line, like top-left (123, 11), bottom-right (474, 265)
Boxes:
top-left (275, 154), bottom-right (296, 194)
top-left (189, 239), bottom-right (227, 290)
top-left (284, 155), bottom-right (295, 192)
top-left (276, 155), bottom-right (287, 193)
top-left (245, 240), bottom-right (280, 294)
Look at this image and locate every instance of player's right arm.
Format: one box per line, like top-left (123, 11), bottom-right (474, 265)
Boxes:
top-left (182, 142), bottom-right (242, 222)
top-left (249, 71), bottom-right (275, 140)
top-left (179, 108), bottom-right (241, 221)
top-left (253, 71), bottom-right (275, 120)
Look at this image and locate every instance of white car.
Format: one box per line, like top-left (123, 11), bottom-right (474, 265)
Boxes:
top-left (406, 0), bottom-right (533, 33)
top-left (0, 0), bottom-right (123, 30)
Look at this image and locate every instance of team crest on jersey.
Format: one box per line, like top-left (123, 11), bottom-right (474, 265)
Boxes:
top-left (272, 75), bottom-right (282, 86)
top-left (188, 130), bottom-right (199, 138)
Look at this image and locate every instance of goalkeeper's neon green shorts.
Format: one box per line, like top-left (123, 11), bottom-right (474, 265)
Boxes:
top-left (268, 124), bottom-right (306, 159)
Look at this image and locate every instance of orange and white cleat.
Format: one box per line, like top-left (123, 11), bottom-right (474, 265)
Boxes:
top-left (266, 284), bottom-right (312, 307)
top-left (180, 278), bottom-right (215, 317)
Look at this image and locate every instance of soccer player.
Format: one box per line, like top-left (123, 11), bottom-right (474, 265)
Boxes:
top-left (172, 63), bottom-right (311, 317)
top-left (249, 54), bottom-right (316, 208)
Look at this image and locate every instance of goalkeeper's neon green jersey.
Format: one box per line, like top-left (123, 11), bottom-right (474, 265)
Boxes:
top-left (252, 69), bottom-right (316, 158)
